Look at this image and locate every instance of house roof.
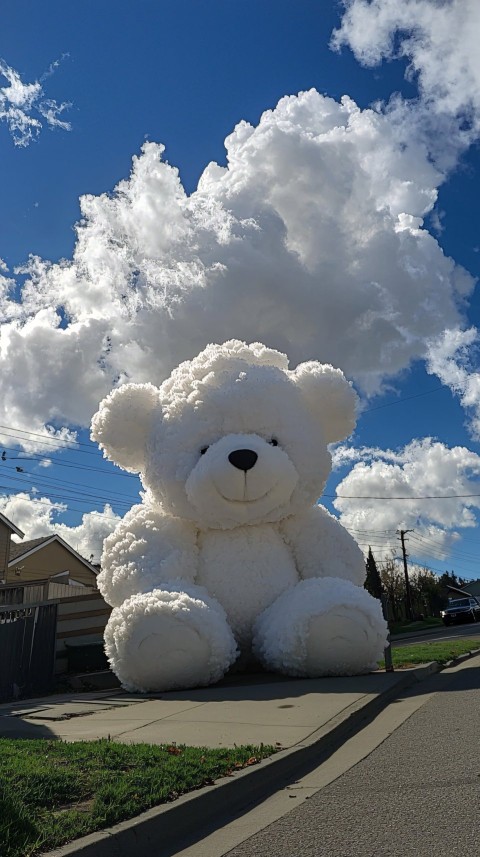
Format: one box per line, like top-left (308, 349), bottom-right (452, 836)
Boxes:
top-left (461, 580), bottom-right (480, 595)
top-left (8, 534), bottom-right (98, 575)
top-left (9, 536), bottom-right (50, 562)
top-left (0, 511), bottom-right (24, 539)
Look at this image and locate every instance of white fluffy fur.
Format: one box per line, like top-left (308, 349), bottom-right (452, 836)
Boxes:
top-left (105, 584), bottom-right (238, 692)
top-left (92, 340), bottom-right (388, 691)
top-left (252, 577), bottom-right (386, 677)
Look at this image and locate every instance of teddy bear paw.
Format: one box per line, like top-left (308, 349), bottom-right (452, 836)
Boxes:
top-left (305, 607), bottom-right (383, 676)
top-left (105, 587), bottom-right (238, 692)
top-left (253, 577), bottom-right (387, 677)
top-left (124, 618), bottom-right (212, 692)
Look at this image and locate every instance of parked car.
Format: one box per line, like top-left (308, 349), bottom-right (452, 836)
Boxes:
top-left (441, 597), bottom-right (480, 626)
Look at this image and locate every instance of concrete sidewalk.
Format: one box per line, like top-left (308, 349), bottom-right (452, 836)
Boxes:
top-left (2, 665), bottom-right (449, 857)
top-left (0, 669), bottom-right (421, 750)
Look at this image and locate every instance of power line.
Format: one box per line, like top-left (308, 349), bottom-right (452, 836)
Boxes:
top-left (1, 464), bottom-right (140, 503)
top-left (0, 475), bottom-right (134, 510)
top-left (6, 455), bottom-right (139, 479)
top-left (328, 492), bottom-right (480, 500)
top-left (0, 426), bottom-right (100, 453)
top-left (412, 561), bottom-right (479, 582)
top-left (346, 525), bottom-right (397, 535)
top-left (365, 551), bottom-right (479, 582)
top-left (423, 530), bottom-right (480, 546)
top-left (360, 531), bottom-right (480, 566)
top-left (0, 467), bottom-right (138, 512)
top-left (407, 532), bottom-right (480, 563)
top-left (0, 492), bottom-right (122, 521)
top-left (352, 542), bottom-right (397, 549)
top-left (0, 384), bottom-right (448, 450)
top-left (361, 385), bottom-right (446, 414)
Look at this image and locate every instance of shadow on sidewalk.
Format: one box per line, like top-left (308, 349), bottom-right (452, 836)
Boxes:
top-left (0, 716), bottom-right (58, 740)
top-left (138, 669), bottom-right (405, 704)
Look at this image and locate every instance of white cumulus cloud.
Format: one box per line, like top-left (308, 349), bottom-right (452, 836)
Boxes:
top-left (334, 1), bottom-right (480, 439)
top-left (333, 438), bottom-right (480, 561)
top-left (0, 89), bottom-right (474, 448)
top-left (427, 327), bottom-right (480, 438)
top-left (2, 493), bottom-right (119, 562)
top-left (333, 0), bottom-right (480, 149)
top-left (0, 58), bottom-right (71, 147)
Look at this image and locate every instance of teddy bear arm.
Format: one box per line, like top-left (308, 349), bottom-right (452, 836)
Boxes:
top-left (280, 504), bottom-right (366, 586)
top-left (97, 503), bottom-right (199, 607)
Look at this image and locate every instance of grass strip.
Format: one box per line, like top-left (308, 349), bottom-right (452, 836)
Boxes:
top-left (0, 740), bottom-right (274, 857)
top-left (379, 637), bottom-right (479, 669)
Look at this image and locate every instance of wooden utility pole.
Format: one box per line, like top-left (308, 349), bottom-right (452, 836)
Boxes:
top-left (398, 529), bottom-right (414, 621)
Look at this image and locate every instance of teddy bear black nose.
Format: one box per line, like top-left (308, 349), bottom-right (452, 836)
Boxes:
top-left (228, 449), bottom-right (258, 471)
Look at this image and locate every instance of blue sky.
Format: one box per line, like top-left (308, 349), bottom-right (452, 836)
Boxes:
top-left (2, 0), bottom-right (480, 580)
top-left (1, 0), bottom-right (413, 264)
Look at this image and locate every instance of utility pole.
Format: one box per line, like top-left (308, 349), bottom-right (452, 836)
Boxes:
top-left (398, 529), bottom-right (414, 621)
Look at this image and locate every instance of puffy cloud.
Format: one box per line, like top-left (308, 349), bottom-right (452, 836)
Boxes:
top-left (0, 90), bottom-right (473, 448)
top-left (333, 438), bottom-right (480, 560)
top-left (427, 327), bottom-right (480, 438)
top-left (54, 506), bottom-right (120, 562)
top-left (333, 0), bottom-right (480, 145)
top-left (0, 58), bottom-right (71, 147)
top-left (333, 2), bottom-right (480, 437)
top-left (2, 492), bottom-right (119, 562)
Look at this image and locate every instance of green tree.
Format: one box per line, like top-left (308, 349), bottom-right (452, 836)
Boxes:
top-left (410, 566), bottom-right (442, 616)
top-left (380, 556), bottom-right (406, 622)
top-left (439, 570), bottom-right (463, 604)
top-left (365, 547), bottom-right (383, 600)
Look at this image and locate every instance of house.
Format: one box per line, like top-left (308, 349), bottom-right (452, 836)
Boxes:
top-left (0, 511), bottom-right (98, 590)
top-left (461, 580), bottom-right (480, 598)
top-left (0, 511), bottom-right (24, 579)
top-left (0, 511), bottom-right (111, 694)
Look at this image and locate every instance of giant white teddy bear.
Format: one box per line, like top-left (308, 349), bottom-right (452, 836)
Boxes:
top-left (91, 340), bottom-right (388, 692)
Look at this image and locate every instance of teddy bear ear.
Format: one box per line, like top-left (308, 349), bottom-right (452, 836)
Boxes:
top-left (90, 383), bottom-right (160, 473)
top-left (290, 362), bottom-right (358, 444)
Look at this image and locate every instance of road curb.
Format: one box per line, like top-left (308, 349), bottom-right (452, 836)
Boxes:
top-left (41, 650), bottom-right (480, 857)
top-left (444, 647), bottom-right (480, 668)
top-left (41, 663), bottom-right (442, 857)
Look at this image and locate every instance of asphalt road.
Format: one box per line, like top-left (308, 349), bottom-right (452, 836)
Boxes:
top-left (226, 658), bottom-right (480, 857)
top-left (391, 621), bottom-right (480, 647)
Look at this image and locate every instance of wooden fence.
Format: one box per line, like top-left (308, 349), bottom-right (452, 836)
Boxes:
top-left (0, 579), bottom-right (95, 605)
top-left (48, 580), bottom-right (95, 600)
top-left (0, 583), bottom-right (112, 699)
top-left (55, 591), bottom-right (111, 674)
top-left (0, 601), bottom-right (58, 701)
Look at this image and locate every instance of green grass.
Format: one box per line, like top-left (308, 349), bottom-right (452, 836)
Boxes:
top-left (379, 637), bottom-right (480, 669)
top-left (0, 740), bottom-right (274, 857)
top-left (389, 617), bottom-right (443, 634)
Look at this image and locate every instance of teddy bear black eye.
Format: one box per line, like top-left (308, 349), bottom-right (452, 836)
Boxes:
top-left (269, 438), bottom-right (278, 447)
top-left (200, 446), bottom-right (209, 455)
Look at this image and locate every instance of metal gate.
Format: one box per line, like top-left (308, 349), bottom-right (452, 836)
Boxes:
top-left (0, 602), bottom-right (58, 702)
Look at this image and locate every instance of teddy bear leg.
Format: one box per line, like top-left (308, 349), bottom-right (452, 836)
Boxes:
top-left (252, 577), bottom-right (388, 677)
top-left (105, 584), bottom-right (238, 692)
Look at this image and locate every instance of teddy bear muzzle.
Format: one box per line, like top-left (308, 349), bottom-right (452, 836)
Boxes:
top-left (184, 433), bottom-right (300, 526)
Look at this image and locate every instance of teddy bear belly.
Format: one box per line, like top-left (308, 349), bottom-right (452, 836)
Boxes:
top-left (197, 525), bottom-right (298, 647)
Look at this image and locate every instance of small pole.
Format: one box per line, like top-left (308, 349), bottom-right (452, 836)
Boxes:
top-left (381, 593), bottom-right (394, 672)
top-left (398, 529), bottom-right (414, 621)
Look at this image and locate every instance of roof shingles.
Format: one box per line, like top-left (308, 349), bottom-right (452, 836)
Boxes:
top-left (9, 536), bottom-right (52, 563)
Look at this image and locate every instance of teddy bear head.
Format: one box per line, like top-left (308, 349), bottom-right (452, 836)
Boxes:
top-left (91, 340), bottom-right (357, 529)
